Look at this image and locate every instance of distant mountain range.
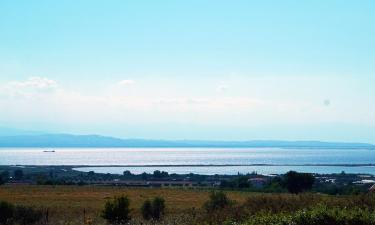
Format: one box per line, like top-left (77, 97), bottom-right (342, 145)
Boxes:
top-left (0, 132), bottom-right (373, 148)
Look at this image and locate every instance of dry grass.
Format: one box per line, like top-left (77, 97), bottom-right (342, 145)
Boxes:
top-left (0, 185), bottom-right (252, 224)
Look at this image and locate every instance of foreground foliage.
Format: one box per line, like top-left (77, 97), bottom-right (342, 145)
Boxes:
top-left (0, 200), bottom-right (43, 225)
top-left (2, 186), bottom-right (375, 224)
top-left (242, 206), bottom-right (375, 225)
top-left (141, 197), bottom-right (166, 221)
top-left (101, 196), bottom-right (131, 225)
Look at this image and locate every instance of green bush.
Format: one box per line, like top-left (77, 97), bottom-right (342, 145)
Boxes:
top-left (152, 197), bottom-right (165, 220)
top-left (141, 197), bottom-right (166, 221)
top-left (243, 205), bottom-right (375, 225)
top-left (204, 191), bottom-right (232, 212)
top-left (14, 205), bottom-right (43, 225)
top-left (141, 199), bottom-right (152, 220)
top-left (101, 196), bottom-right (131, 225)
top-left (0, 200), bottom-right (14, 225)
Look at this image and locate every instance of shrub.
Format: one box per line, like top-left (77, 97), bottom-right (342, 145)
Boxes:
top-left (141, 197), bottom-right (166, 221)
top-left (0, 200), bottom-right (14, 225)
top-left (243, 205), bottom-right (375, 225)
top-left (0, 176), bottom-right (4, 185)
top-left (151, 197), bottom-right (165, 220)
top-left (14, 205), bottom-right (43, 225)
top-left (141, 199), bottom-right (152, 220)
top-left (101, 196), bottom-right (131, 225)
top-left (204, 191), bottom-right (232, 212)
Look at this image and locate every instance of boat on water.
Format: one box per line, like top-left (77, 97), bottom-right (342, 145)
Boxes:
top-left (43, 150), bottom-right (55, 153)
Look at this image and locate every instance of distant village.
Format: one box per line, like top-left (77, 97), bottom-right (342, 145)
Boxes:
top-left (1, 165), bottom-right (375, 195)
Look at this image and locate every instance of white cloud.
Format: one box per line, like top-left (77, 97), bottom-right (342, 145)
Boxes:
top-left (118, 79), bottom-right (135, 86)
top-left (0, 76), bottom-right (59, 98)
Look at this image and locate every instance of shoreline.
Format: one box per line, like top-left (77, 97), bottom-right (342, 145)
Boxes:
top-left (3, 163), bottom-right (375, 167)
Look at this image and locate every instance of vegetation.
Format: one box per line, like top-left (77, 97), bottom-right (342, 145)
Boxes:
top-left (283, 171), bottom-right (315, 194)
top-left (204, 191), bottom-right (232, 212)
top-left (1, 185), bottom-right (375, 224)
top-left (141, 199), bottom-right (152, 220)
top-left (151, 197), bottom-right (165, 220)
top-left (0, 200), bottom-right (43, 225)
top-left (141, 197), bottom-right (166, 221)
top-left (101, 196), bottom-right (132, 225)
top-left (0, 200), bottom-right (14, 225)
top-left (243, 206), bottom-right (375, 225)
top-left (13, 170), bottom-right (24, 181)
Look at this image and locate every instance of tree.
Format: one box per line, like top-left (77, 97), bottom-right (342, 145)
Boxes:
top-left (283, 171), bottom-right (315, 194)
top-left (14, 169), bottom-right (24, 180)
top-left (204, 191), bottom-right (232, 212)
top-left (237, 176), bottom-right (251, 188)
top-left (141, 199), bottom-right (152, 220)
top-left (153, 170), bottom-right (168, 178)
top-left (0, 176), bottom-right (4, 185)
top-left (101, 196), bottom-right (131, 224)
top-left (141, 172), bottom-right (148, 180)
top-left (151, 197), bottom-right (165, 220)
top-left (123, 170), bottom-right (131, 177)
top-left (1, 171), bottom-right (9, 182)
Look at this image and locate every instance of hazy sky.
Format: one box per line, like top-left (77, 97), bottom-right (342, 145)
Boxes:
top-left (0, 1), bottom-right (374, 142)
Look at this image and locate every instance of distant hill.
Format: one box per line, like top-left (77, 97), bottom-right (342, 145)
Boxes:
top-left (0, 133), bottom-right (373, 148)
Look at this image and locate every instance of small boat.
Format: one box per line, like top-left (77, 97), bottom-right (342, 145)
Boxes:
top-left (43, 150), bottom-right (55, 153)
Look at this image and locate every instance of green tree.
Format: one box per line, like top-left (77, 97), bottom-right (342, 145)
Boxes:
top-left (101, 196), bottom-right (131, 225)
top-left (1, 171), bottom-right (9, 183)
top-left (237, 176), bottom-right (251, 188)
top-left (283, 171), bottom-right (315, 194)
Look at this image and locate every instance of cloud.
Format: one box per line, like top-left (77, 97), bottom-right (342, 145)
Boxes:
top-left (0, 76), bottom-right (59, 98)
top-left (118, 79), bottom-right (135, 86)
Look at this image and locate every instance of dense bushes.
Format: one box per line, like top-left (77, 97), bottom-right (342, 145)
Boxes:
top-left (101, 196), bottom-right (131, 225)
top-left (283, 171), bottom-right (315, 194)
top-left (14, 205), bottom-right (44, 225)
top-left (243, 206), bottom-right (375, 225)
top-left (141, 199), bottom-right (153, 220)
top-left (0, 201), bottom-right (14, 225)
top-left (204, 191), bottom-right (232, 212)
top-left (201, 192), bottom-right (375, 225)
top-left (0, 200), bottom-right (43, 225)
top-left (141, 197), bottom-right (166, 221)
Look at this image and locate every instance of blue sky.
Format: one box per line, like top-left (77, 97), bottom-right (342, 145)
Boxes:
top-left (0, 1), bottom-right (374, 142)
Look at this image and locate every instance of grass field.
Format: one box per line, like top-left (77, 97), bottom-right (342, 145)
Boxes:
top-left (0, 185), bottom-right (253, 224)
top-left (2, 185), bottom-right (375, 225)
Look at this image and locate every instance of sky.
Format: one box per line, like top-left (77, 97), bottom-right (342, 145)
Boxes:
top-left (0, 0), bottom-right (374, 142)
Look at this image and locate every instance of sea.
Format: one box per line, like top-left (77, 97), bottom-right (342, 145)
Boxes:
top-left (0, 148), bottom-right (375, 175)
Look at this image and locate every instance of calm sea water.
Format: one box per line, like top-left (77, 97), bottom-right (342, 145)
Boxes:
top-left (0, 148), bottom-right (375, 175)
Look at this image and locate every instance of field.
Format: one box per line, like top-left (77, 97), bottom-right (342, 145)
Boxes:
top-left (2, 185), bottom-right (375, 225)
top-left (0, 185), bottom-right (253, 224)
